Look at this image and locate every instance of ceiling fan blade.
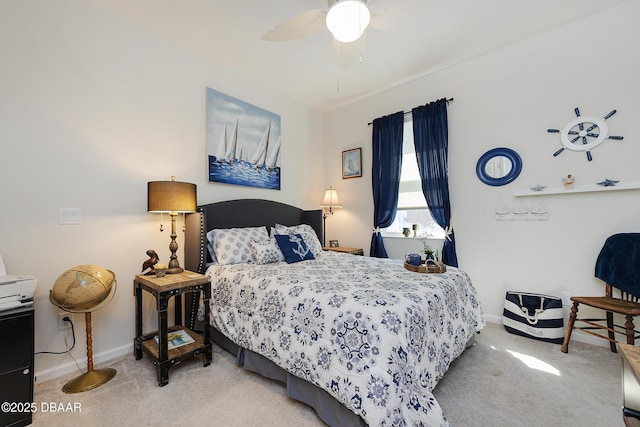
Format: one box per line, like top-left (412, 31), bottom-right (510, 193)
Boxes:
top-left (367, 0), bottom-right (426, 33)
top-left (368, 2), bottom-right (387, 17)
top-left (262, 9), bottom-right (327, 42)
top-left (366, 0), bottom-right (390, 31)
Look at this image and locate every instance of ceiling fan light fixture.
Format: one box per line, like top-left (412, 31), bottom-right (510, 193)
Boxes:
top-left (326, 0), bottom-right (371, 43)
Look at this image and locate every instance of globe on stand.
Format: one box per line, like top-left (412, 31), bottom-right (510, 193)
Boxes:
top-left (49, 265), bottom-right (117, 393)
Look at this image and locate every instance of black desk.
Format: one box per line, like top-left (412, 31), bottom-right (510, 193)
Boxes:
top-left (0, 305), bottom-right (34, 427)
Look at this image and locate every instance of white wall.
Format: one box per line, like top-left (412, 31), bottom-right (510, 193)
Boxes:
top-left (3, 1), bottom-right (637, 383)
top-left (323, 2), bottom-right (640, 326)
top-left (0, 0), bottom-right (323, 381)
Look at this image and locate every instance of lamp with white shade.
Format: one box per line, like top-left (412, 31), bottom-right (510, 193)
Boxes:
top-left (319, 186), bottom-right (343, 247)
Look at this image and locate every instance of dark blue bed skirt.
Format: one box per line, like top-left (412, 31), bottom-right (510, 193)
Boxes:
top-left (211, 328), bottom-right (367, 427)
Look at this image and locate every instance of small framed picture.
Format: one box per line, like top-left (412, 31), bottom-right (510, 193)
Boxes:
top-left (329, 240), bottom-right (339, 247)
top-left (342, 148), bottom-right (362, 179)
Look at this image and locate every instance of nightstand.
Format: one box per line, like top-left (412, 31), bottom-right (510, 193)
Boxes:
top-left (324, 246), bottom-right (364, 256)
top-left (134, 271), bottom-right (211, 386)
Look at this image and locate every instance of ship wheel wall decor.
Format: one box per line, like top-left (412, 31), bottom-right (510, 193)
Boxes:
top-left (548, 107), bottom-right (624, 161)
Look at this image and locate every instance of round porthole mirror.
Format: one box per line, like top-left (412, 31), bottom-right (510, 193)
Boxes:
top-left (476, 147), bottom-right (522, 186)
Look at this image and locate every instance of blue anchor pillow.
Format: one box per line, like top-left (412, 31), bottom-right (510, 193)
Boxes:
top-left (275, 233), bottom-right (315, 264)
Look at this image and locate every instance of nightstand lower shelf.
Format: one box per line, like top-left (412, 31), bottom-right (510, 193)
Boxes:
top-left (137, 325), bottom-right (209, 386)
top-left (138, 326), bottom-right (207, 362)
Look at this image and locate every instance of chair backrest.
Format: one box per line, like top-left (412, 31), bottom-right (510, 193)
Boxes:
top-left (596, 233), bottom-right (640, 299)
top-left (605, 283), bottom-right (640, 303)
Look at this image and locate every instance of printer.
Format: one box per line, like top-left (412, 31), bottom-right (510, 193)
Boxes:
top-left (0, 254), bottom-right (37, 312)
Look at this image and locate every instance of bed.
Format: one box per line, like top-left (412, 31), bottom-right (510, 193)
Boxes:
top-left (184, 199), bottom-right (484, 427)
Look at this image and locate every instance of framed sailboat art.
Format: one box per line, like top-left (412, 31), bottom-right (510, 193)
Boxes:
top-left (206, 88), bottom-right (281, 190)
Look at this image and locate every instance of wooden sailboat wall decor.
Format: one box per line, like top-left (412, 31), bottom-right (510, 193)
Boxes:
top-left (206, 88), bottom-right (282, 190)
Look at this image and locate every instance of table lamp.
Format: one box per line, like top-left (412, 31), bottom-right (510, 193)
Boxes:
top-left (147, 176), bottom-right (197, 274)
top-left (319, 185), bottom-right (342, 247)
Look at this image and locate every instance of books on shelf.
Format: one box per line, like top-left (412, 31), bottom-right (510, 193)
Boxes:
top-left (154, 329), bottom-right (195, 350)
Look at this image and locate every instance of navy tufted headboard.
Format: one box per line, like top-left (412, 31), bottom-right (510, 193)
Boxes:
top-left (184, 199), bottom-right (323, 274)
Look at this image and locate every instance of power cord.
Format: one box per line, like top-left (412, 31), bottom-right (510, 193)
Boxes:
top-left (35, 316), bottom-right (84, 373)
top-left (36, 293), bottom-right (153, 375)
top-left (35, 316), bottom-right (76, 355)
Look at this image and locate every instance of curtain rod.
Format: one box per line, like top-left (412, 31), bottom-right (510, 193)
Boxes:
top-left (367, 97), bottom-right (454, 126)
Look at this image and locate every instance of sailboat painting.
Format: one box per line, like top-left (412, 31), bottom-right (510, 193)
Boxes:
top-left (207, 88), bottom-right (281, 190)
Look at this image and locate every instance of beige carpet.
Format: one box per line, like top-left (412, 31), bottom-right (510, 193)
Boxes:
top-left (32, 323), bottom-right (623, 426)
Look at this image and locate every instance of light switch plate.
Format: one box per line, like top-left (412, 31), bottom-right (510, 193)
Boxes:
top-left (58, 208), bottom-right (81, 225)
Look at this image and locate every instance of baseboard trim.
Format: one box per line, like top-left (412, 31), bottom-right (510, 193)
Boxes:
top-left (36, 313), bottom-right (611, 383)
top-left (485, 314), bottom-right (608, 348)
top-left (35, 343), bottom-right (133, 384)
top-left (483, 313), bottom-right (502, 324)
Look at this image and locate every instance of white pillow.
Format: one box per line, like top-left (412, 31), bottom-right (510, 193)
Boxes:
top-left (249, 238), bottom-right (285, 264)
top-left (205, 229), bottom-right (218, 263)
top-left (274, 223), bottom-right (323, 257)
top-left (211, 226), bottom-right (269, 265)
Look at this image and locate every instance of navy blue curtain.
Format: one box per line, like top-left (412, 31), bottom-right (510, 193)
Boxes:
top-left (412, 99), bottom-right (458, 267)
top-left (370, 111), bottom-right (404, 258)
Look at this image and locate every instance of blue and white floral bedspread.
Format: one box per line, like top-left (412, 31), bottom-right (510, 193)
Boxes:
top-left (205, 251), bottom-right (485, 426)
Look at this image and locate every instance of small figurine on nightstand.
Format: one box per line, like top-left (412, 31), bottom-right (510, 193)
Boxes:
top-left (142, 249), bottom-right (159, 274)
top-left (562, 174), bottom-right (575, 189)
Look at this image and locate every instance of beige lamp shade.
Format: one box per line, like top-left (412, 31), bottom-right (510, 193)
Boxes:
top-left (147, 177), bottom-right (197, 213)
top-left (319, 186), bottom-right (343, 210)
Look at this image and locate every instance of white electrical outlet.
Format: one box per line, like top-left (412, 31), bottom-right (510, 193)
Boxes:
top-left (58, 313), bottom-right (71, 330)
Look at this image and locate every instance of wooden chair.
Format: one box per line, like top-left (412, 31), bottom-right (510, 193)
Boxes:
top-left (561, 233), bottom-right (640, 353)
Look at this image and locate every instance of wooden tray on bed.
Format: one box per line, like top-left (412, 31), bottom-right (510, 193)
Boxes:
top-left (404, 259), bottom-right (447, 274)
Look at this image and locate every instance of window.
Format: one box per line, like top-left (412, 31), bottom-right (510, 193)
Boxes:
top-left (383, 119), bottom-right (445, 239)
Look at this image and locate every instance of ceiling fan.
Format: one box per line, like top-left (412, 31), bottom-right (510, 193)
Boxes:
top-left (262, 0), bottom-right (386, 43)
